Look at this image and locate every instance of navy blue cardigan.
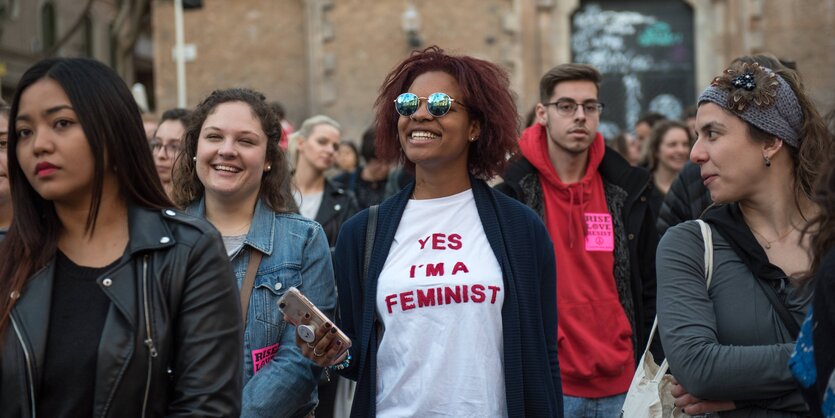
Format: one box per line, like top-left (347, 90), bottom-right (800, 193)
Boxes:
top-left (333, 178), bottom-right (563, 417)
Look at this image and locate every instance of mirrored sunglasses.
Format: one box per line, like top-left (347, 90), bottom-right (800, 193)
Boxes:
top-left (394, 92), bottom-right (461, 118)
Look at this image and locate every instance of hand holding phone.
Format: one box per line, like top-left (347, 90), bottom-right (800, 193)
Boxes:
top-left (278, 287), bottom-right (351, 367)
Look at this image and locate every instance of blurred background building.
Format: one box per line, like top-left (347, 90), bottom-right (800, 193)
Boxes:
top-left (1, 0), bottom-right (833, 140)
top-left (0, 0), bottom-right (154, 110)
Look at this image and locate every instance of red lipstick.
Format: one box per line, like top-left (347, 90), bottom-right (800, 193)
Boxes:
top-left (35, 162), bottom-right (59, 177)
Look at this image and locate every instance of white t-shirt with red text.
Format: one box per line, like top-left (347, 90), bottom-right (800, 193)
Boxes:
top-left (375, 189), bottom-right (507, 417)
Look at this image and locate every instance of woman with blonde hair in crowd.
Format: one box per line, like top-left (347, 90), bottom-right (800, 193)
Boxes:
top-left (656, 56), bottom-right (832, 416)
top-left (291, 115), bottom-right (359, 248)
top-left (172, 87), bottom-right (335, 417)
top-left (290, 114), bottom-right (359, 418)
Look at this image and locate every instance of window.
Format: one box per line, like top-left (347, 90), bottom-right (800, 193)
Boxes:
top-left (81, 14), bottom-right (93, 57)
top-left (40, 2), bottom-right (56, 50)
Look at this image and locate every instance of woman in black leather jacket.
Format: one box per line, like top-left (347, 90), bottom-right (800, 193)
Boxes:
top-left (0, 58), bottom-right (243, 417)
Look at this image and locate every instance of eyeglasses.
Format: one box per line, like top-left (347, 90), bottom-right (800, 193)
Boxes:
top-left (149, 140), bottom-right (181, 156)
top-left (394, 92), bottom-right (462, 118)
top-left (544, 100), bottom-right (604, 117)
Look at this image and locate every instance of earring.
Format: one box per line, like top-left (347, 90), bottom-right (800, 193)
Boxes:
top-left (192, 156), bottom-right (197, 163)
top-left (469, 136), bottom-right (477, 142)
top-left (764, 155), bottom-right (772, 167)
top-left (265, 165), bottom-right (272, 172)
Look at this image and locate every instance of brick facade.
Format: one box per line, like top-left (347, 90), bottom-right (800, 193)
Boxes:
top-left (151, 0), bottom-right (835, 141)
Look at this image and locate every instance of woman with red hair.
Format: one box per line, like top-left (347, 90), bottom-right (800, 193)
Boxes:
top-left (295, 46), bottom-right (563, 417)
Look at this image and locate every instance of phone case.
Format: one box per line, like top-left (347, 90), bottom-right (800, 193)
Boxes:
top-left (278, 287), bottom-right (352, 349)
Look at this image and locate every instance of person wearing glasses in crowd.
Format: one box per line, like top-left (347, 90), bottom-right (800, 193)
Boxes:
top-left (0, 100), bottom-right (11, 241)
top-left (172, 88), bottom-right (335, 417)
top-left (0, 58), bottom-right (242, 416)
top-left (150, 108), bottom-right (190, 199)
top-left (657, 56), bottom-right (832, 416)
top-left (496, 63), bottom-right (659, 417)
top-left (295, 46), bottom-right (563, 417)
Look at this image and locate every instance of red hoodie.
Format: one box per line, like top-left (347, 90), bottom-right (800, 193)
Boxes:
top-left (519, 124), bottom-right (634, 398)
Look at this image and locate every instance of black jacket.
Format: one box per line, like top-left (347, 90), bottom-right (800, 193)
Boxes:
top-left (496, 147), bottom-right (660, 363)
top-left (656, 161), bottom-right (712, 236)
top-left (334, 167), bottom-right (388, 210)
top-left (1, 205), bottom-right (243, 417)
top-left (316, 178), bottom-right (360, 248)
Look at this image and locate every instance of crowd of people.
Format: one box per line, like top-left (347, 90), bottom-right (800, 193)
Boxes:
top-left (0, 45), bottom-right (833, 418)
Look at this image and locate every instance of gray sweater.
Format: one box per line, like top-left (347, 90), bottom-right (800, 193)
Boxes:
top-left (657, 220), bottom-right (811, 417)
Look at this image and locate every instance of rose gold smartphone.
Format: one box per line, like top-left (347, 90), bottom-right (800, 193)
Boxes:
top-left (278, 287), bottom-right (351, 349)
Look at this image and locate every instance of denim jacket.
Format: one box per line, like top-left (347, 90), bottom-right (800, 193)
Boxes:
top-left (187, 198), bottom-right (337, 418)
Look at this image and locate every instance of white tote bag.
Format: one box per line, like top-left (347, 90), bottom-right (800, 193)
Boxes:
top-left (621, 220), bottom-right (713, 418)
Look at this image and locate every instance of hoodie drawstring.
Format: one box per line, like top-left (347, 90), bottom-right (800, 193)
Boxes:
top-left (567, 183), bottom-right (588, 249)
top-left (568, 187), bottom-right (575, 248)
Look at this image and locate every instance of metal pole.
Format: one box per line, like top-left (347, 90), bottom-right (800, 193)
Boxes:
top-left (174, 0), bottom-right (186, 108)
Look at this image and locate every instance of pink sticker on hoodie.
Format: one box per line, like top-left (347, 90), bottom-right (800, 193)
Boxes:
top-left (584, 213), bottom-right (614, 252)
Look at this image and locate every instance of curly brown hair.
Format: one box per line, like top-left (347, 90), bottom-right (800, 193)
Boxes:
top-left (171, 88), bottom-right (296, 213)
top-left (807, 108), bottom-right (835, 273)
top-left (374, 46), bottom-right (519, 179)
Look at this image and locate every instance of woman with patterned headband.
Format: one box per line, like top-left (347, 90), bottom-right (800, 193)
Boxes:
top-left (294, 46), bottom-right (563, 417)
top-left (656, 55), bottom-right (833, 417)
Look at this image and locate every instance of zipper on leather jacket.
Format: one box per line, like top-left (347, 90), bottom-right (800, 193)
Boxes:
top-left (11, 316), bottom-right (37, 417)
top-left (141, 255), bottom-right (157, 417)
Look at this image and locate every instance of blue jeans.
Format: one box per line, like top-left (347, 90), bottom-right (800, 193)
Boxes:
top-left (564, 393), bottom-right (627, 418)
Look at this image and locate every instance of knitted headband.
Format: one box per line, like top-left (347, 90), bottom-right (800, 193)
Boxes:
top-left (697, 61), bottom-right (803, 147)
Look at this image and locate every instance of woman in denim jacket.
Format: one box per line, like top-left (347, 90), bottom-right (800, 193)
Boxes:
top-left (173, 88), bottom-right (336, 417)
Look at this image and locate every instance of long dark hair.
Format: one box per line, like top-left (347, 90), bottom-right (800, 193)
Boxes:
top-left (0, 58), bottom-right (172, 336)
top-left (171, 88), bottom-right (296, 213)
top-left (808, 109), bottom-right (835, 273)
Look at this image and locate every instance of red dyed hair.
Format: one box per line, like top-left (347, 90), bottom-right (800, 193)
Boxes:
top-left (374, 46), bottom-right (519, 179)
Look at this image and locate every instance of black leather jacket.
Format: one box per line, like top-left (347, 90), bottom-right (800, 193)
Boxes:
top-left (656, 161), bottom-right (712, 237)
top-left (317, 178), bottom-right (360, 248)
top-left (1, 205), bottom-right (243, 417)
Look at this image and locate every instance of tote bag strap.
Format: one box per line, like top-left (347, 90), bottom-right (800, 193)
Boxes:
top-left (647, 220), bottom-right (714, 379)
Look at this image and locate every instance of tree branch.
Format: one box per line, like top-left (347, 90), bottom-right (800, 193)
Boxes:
top-left (42, 0), bottom-right (95, 57)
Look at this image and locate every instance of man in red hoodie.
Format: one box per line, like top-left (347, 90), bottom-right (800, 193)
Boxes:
top-left (497, 64), bottom-right (660, 417)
